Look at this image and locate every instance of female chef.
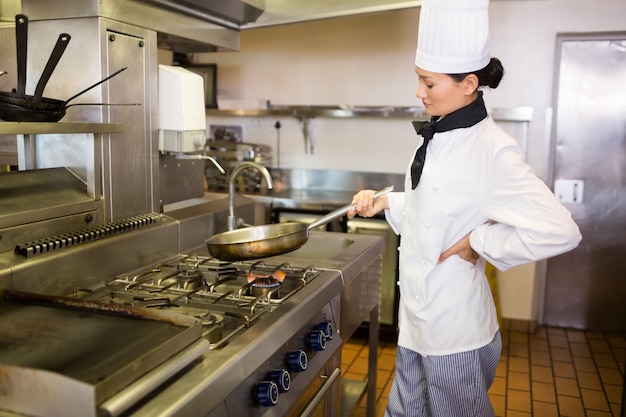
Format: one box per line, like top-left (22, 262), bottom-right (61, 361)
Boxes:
top-left (347, 0), bottom-right (582, 416)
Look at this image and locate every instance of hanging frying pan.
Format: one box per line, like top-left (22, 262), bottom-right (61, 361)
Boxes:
top-left (205, 186), bottom-right (394, 261)
top-left (0, 14), bottom-right (128, 122)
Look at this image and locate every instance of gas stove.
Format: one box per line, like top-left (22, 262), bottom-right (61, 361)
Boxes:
top-left (86, 251), bottom-right (346, 417)
top-left (0, 209), bottom-right (384, 417)
top-left (78, 254), bottom-right (323, 349)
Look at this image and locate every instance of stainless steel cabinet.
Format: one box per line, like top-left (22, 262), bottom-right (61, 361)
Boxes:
top-left (348, 218), bottom-right (399, 330)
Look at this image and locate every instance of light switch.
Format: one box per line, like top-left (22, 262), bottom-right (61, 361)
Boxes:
top-left (554, 179), bottom-right (584, 204)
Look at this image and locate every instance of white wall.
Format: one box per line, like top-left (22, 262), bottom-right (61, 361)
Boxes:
top-left (199, 9), bottom-right (422, 173)
top-left (191, 0), bottom-right (626, 322)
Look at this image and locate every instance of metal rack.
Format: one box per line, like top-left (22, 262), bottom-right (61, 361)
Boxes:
top-left (206, 106), bottom-right (533, 156)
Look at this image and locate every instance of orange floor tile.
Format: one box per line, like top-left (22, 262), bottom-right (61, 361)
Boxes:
top-left (342, 320), bottom-right (625, 417)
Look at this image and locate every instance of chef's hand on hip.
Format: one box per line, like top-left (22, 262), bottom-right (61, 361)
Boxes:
top-left (347, 190), bottom-right (388, 219)
top-left (439, 232), bottom-right (480, 265)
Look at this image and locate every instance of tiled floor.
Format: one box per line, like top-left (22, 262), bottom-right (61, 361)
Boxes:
top-left (342, 320), bottom-right (625, 417)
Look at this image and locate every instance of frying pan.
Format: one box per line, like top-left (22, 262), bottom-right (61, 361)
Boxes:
top-left (0, 14), bottom-right (127, 122)
top-left (205, 186), bottom-right (394, 261)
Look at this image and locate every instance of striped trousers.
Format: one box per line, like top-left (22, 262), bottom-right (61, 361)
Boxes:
top-left (384, 331), bottom-right (501, 417)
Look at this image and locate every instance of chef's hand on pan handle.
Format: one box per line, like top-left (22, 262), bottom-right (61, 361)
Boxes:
top-left (347, 190), bottom-right (389, 219)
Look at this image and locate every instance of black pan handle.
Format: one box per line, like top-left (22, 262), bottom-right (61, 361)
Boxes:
top-left (61, 66), bottom-right (128, 107)
top-left (33, 33), bottom-right (71, 103)
top-left (15, 14), bottom-right (28, 98)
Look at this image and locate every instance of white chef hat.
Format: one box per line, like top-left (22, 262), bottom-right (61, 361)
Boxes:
top-left (415, 0), bottom-right (490, 73)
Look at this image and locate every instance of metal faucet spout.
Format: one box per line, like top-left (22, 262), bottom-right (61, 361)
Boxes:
top-left (228, 162), bottom-right (273, 230)
top-left (174, 153), bottom-right (226, 174)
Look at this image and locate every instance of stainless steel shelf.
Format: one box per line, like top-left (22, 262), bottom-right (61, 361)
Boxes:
top-left (0, 122), bottom-right (124, 205)
top-left (206, 105), bottom-right (533, 122)
top-left (207, 105), bottom-right (431, 119)
top-left (341, 379), bottom-right (368, 417)
top-left (0, 122), bottom-right (123, 135)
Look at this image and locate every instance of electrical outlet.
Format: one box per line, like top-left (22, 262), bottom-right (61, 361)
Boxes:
top-left (554, 179), bottom-right (584, 204)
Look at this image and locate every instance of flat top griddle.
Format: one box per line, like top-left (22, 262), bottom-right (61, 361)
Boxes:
top-left (0, 290), bottom-right (202, 403)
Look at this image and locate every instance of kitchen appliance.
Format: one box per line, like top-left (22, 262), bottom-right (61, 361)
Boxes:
top-left (0, 289), bottom-right (206, 417)
top-left (76, 253), bottom-right (344, 417)
top-left (158, 64), bottom-right (207, 153)
top-left (0, 195), bottom-right (384, 417)
top-left (0, 250), bottom-right (344, 417)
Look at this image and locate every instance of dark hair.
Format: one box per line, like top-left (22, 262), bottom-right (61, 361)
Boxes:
top-left (448, 57), bottom-right (504, 89)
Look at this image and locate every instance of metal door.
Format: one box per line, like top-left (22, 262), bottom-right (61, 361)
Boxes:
top-left (543, 33), bottom-right (626, 331)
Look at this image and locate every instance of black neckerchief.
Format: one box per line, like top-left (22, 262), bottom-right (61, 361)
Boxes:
top-left (410, 91), bottom-right (488, 189)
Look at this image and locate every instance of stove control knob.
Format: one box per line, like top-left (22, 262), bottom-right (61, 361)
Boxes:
top-left (318, 321), bottom-right (334, 340)
top-left (288, 350), bottom-right (308, 372)
top-left (256, 380), bottom-right (279, 407)
top-left (270, 369), bottom-right (291, 392)
top-left (309, 329), bottom-right (327, 351)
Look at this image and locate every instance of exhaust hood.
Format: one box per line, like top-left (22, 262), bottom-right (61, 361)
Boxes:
top-left (242, 0), bottom-right (537, 29)
top-left (21, 0), bottom-right (265, 53)
top-left (243, 0), bottom-right (421, 28)
top-left (141, 0), bottom-right (264, 28)
top-left (18, 0), bottom-right (423, 52)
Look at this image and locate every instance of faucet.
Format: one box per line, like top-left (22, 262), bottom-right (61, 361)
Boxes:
top-left (174, 153), bottom-right (226, 174)
top-left (228, 162), bottom-right (273, 230)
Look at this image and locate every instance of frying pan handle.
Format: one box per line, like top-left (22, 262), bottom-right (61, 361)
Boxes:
top-left (15, 14), bottom-right (28, 98)
top-left (306, 186), bottom-right (394, 231)
top-left (33, 33), bottom-right (71, 102)
top-left (61, 67), bottom-right (128, 107)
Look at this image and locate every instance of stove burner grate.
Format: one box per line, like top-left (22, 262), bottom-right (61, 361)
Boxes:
top-left (176, 269), bottom-right (205, 290)
top-left (78, 255), bottom-right (323, 348)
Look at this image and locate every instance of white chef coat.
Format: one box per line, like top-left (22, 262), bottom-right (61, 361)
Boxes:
top-left (385, 116), bottom-right (581, 356)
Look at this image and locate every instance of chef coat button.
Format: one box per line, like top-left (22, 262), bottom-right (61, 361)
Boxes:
top-left (424, 222), bottom-right (431, 228)
top-left (420, 259), bottom-right (425, 265)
